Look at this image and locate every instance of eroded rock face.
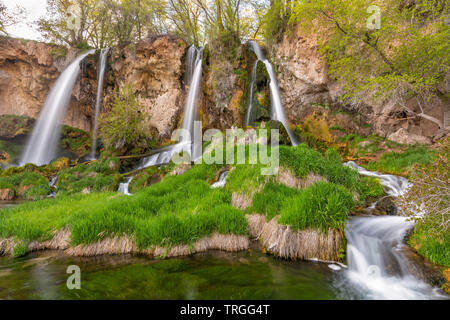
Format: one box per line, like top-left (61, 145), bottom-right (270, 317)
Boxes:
top-left (273, 28), bottom-right (332, 122)
top-left (0, 37), bottom-right (91, 131)
top-left (0, 36), bottom-right (188, 142)
top-left (106, 36), bottom-right (187, 141)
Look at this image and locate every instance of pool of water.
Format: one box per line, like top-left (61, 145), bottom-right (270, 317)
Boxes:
top-left (0, 247), bottom-right (340, 300)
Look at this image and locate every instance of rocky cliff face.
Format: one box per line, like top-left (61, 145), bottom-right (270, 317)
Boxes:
top-left (104, 36), bottom-right (187, 140)
top-left (0, 36), bottom-right (188, 143)
top-left (273, 27), bottom-right (449, 144)
top-left (0, 37), bottom-right (91, 131)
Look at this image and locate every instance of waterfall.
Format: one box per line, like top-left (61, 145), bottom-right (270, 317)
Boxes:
top-left (20, 50), bottom-right (95, 166)
top-left (211, 171), bottom-right (229, 189)
top-left (245, 60), bottom-right (258, 126)
top-left (89, 48), bottom-right (109, 160)
top-left (337, 162), bottom-right (445, 299)
top-left (246, 41), bottom-right (298, 145)
top-left (140, 46), bottom-right (203, 168)
top-left (118, 176), bottom-right (133, 196)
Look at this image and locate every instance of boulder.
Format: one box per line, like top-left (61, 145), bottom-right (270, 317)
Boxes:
top-left (0, 188), bottom-right (15, 200)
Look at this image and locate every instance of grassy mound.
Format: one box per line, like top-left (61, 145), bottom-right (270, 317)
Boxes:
top-left (0, 144), bottom-right (383, 256)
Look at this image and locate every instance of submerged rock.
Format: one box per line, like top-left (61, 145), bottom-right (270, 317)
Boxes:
top-left (375, 196), bottom-right (398, 216)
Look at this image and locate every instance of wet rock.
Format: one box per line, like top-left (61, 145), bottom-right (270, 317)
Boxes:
top-left (388, 128), bottom-right (432, 145)
top-left (0, 150), bottom-right (10, 164)
top-left (375, 196), bottom-right (398, 216)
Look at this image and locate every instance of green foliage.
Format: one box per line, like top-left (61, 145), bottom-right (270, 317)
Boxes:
top-left (49, 46), bottom-right (67, 60)
top-left (279, 182), bottom-right (354, 233)
top-left (128, 166), bottom-right (161, 194)
top-left (279, 144), bottom-right (359, 191)
top-left (246, 183), bottom-right (301, 221)
top-left (357, 177), bottom-right (384, 202)
top-left (99, 85), bottom-right (154, 154)
top-left (23, 184), bottom-right (51, 201)
top-left (290, 0), bottom-right (450, 110)
top-left (60, 125), bottom-right (91, 158)
top-left (0, 172), bottom-right (48, 199)
top-left (409, 219), bottom-right (450, 267)
top-left (262, 0), bottom-right (292, 46)
top-left (401, 139), bottom-right (449, 267)
top-left (365, 146), bottom-right (433, 175)
top-left (56, 157), bottom-right (121, 195)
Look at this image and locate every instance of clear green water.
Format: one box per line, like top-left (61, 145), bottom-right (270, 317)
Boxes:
top-left (0, 248), bottom-right (339, 300)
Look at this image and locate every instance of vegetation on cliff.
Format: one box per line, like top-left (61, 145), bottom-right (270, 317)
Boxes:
top-left (289, 0), bottom-right (449, 128)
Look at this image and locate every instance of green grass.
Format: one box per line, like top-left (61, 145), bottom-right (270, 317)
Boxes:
top-left (409, 219), bottom-right (450, 267)
top-left (56, 158), bottom-right (121, 195)
top-left (0, 172), bottom-right (49, 199)
top-left (1, 144), bottom-right (372, 255)
top-left (279, 144), bottom-right (359, 191)
top-left (364, 146), bottom-right (433, 175)
top-left (0, 163), bottom-right (247, 252)
top-left (357, 176), bottom-right (384, 202)
top-left (279, 182), bottom-right (354, 233)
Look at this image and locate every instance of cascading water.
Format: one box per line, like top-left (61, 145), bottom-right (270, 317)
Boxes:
top-left (89, 48), bottom-right (109, 160)
top-left (211, 171), bottom-right (229, 189)
top-left (140, 45), bottom-right (203, 168)
top-left (245, 60), bottom-right (258, 126)
top-left (336, 161), bottom-right (446, 299)
top-left (20, 50), bottom-right (95, 166)
top-left (246, 41), bottom-right (298, 145)
top-left (118, 176), bottom-right (133, 196)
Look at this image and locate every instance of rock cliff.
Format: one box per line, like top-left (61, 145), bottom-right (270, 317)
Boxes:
top-left (272, 27), bottom-right (449, 144)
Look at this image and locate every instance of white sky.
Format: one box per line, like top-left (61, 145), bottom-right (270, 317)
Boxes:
top-left (4, 0), bottom-right (47, 41)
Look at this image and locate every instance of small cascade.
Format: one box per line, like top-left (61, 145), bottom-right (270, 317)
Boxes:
top-left (89, 48), bottom-right (109, 160)
top-left (344, 161), bottom-right (410, 197)
top-left (140, 45), bottom-right (203, 169)
top-left (118, 176), bottom-right (133, 196)
top-left (48, 176), bottom-right (57, 188)
top-left (245, 60), bottom-right (258, 126)
top-left (337, 161), bottom-right (445, 299)
top-left (20, 50), bottom-right (95, 166)
top-left (211, 171), bottom-right (229, 189)
top-left (246, 41), bottom-right (298, 145)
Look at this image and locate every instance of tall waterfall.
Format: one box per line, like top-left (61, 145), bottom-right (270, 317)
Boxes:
top-left (337, 162), bottom-right (445, 299)
top-left (140, 45), bottom-right (203, 168)
top-left (89, 48), bottom-right (109, 160)
top-left (20, 50), bottom-right (95, 166)
top-left (246, 41), bottom-right (298, 145)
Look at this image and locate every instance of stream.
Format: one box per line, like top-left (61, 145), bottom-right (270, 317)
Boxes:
top-left (0, 164), bottom-right (447, 299)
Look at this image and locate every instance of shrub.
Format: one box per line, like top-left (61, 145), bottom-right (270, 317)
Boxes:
top-left (99, 84), bottom-right (154, 154)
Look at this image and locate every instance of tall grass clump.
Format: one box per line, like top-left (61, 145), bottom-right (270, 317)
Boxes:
top-left (279, 144), bottom-right (359, 190)
top-left (279, 182), bottom-right (354, 233)
top-left (246, 183), bottom-right (301, 221)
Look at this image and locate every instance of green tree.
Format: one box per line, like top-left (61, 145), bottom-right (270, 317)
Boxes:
top-left (290, 0), bottom-right (449, 128)
top-left (98, 85), bottom-right (152, 153)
